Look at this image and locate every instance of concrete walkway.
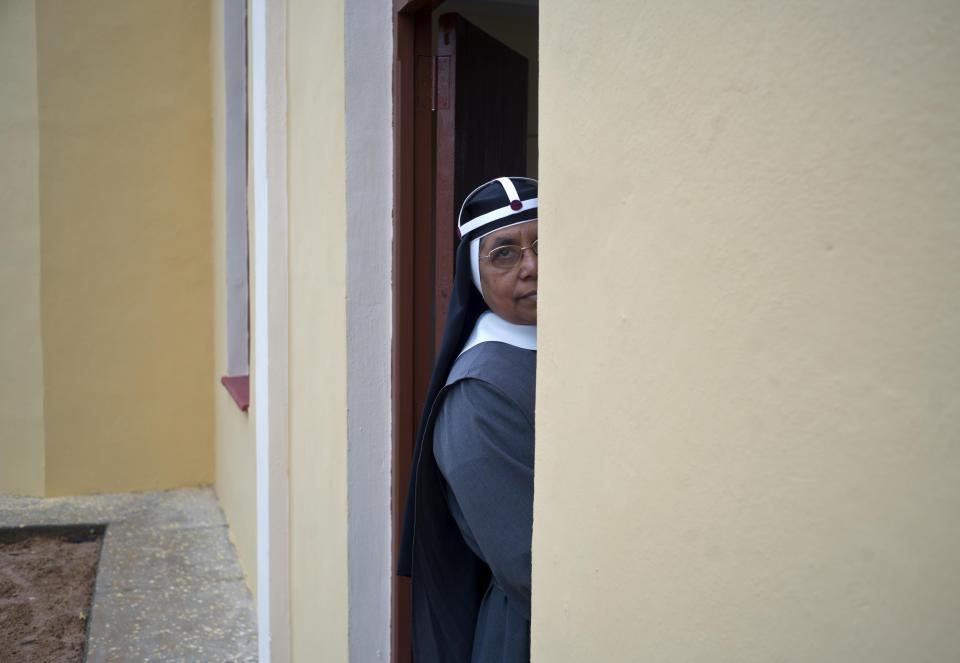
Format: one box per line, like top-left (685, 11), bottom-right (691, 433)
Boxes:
top-left (0, 487), bottom-right (257, 662)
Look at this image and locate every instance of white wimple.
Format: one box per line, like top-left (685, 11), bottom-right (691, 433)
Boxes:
top-left (460, 310), bottom-right (537, 356)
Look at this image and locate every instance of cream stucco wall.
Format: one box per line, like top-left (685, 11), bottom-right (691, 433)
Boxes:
top-left (211, 0), bottom-right (258, 594)
top-left (535, 2), bottom-right (960, 662)
top-left (0, 0), bottom-right (45, 497)
top-left (287, 0), bottom-right (349, 659)
top-left (35, 0), bottom-right (214, 495)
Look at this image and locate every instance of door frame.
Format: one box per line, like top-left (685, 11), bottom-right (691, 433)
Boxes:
top-left (344, 0), bottom-right (395, 661)
top-left (393, 2), bottom-right (443, 662)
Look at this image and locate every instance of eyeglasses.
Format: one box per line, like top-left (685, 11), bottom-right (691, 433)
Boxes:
top-left (479, 240), bottom-right (538, 270)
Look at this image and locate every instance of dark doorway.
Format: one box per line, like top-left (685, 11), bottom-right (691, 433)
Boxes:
top-left (434, 11), bottom-right (530, 347)
top-left (393, 2), bottom-right (538, 661)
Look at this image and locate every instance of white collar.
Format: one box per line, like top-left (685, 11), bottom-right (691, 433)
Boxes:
top-left (459, 311), bottom-right (537, 356)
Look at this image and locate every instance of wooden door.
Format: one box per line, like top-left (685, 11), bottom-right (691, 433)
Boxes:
top-left (434, 12), bottom-right (529, 349)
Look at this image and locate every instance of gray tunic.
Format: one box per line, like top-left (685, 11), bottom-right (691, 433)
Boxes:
top-left (433, 341), bottom-right (536, 663)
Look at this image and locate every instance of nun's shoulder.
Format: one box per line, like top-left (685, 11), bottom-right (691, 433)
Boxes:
top-left (446, 342), bottom-right (536, 412)
top-left (448, 342), bottom-right (536, 384)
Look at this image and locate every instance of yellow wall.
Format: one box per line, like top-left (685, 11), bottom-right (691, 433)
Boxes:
top-left (0, 0), bottom-right (45, 497)
top-left (287, 0), bottom-right (349, 658)
top-left (211, 0), bottom-right (257, 593)
top-left (35, 0), bottom-right (214, 495)
top-left (535, 2), bottom-right (960, 662)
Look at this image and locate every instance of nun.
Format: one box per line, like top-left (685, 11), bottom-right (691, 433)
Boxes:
top-left (399, 176), bottom-right (539, 662)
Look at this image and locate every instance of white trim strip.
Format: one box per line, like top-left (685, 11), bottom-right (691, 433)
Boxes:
top-left (345, 0), bottom-right (393, 660)
top-left (459, 196), bottom-right (539, 237)
top-left (497, 176), bottom-right (520, 203)
top-left (251, 0), bottom-right (271, 652)
top-left (252, 1), bottom-right (290, 661)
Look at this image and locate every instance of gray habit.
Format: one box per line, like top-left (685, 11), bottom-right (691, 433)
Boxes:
top-left (432, 341), bottom-right (536, 663)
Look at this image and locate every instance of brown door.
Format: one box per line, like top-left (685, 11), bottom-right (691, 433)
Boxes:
top-left (394, 8), bottom-right (530, 663)
top-left (434, 12), bottom-right (529, 348)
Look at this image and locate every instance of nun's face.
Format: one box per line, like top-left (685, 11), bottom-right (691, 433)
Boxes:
top-left (479, 220), bottom-right (538, 325)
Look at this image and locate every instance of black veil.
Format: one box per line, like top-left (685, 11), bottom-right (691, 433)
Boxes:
top-left (397, 235), bottom-right (487, 575)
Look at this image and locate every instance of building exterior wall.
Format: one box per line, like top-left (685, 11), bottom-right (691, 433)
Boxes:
top-left (287, 0), bottom-right (349, 658)
top-left (0, 0), bottom-right (45, 497)
top-left (534, 2), bottom-right (960, 662)
top-left (35, 0), bottom-right (215, 495)
top-left (211, 0), bottom-right (258, 594)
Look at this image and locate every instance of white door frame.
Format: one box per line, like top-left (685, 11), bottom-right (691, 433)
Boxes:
top-left (345, 1), bottom-right (394, 660)
top-left (251, 0), bottom-right (290, 661)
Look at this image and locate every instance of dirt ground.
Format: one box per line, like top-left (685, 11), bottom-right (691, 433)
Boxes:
top-left (0, 531), bottom-right (103, 663)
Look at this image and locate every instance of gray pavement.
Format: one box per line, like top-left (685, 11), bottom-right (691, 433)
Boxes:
top-left (0, 487), bottom-right (258, 662)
